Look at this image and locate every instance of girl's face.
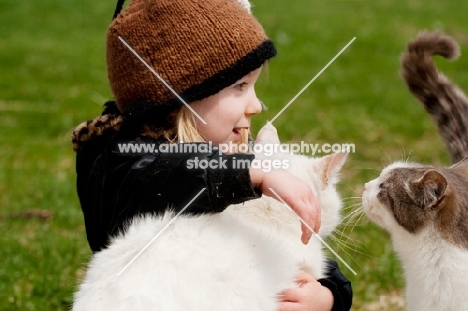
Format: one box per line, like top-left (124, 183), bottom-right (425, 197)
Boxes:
top-left (190, 67), bottom-right (263, 146)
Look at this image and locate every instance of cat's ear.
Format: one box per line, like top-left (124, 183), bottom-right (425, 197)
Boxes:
top-left (313, 153), bottom-right (348, 187)
top-left (255, 122), bottom-right (280, 145)
top-left (413, 169), bottom-right (448, 209)
top-left (450, 156), bottom-right (468, 175)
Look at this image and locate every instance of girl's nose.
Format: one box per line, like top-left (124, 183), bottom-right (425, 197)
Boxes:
top-left (245, 93), bottom-right (262, 116)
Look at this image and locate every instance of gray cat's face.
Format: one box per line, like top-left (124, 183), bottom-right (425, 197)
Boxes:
top-left (362, 162), bottom-right (448, 234)
top-left (363, 158), bottom-right (468, 249)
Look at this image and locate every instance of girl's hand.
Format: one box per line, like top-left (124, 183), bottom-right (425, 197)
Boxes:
top-left (250, 168), bottom-right (321, 244)
top-left (277, 271), bottom-right (334, 311)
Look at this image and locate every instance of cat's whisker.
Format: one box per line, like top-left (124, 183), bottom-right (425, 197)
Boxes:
top-left (341, 206), bottom-right (364, 223)
top-left (341, 197), bottom-right (363, 210)
top-left (342, 196), bottom-right (363, 202)
top-left (340, 210), bottom-right (367, 248)
top-left (334, 225), bottom-right (359, 248)
top-left (341, 208), bottom-right (361, 217)
top-left (332, 224), bottom-right (374, 254)
top-left (380, 147), bottom-right (393, 167)
top-left (326, 234), bottom-right (373, 269)
top-left (341, 204), bottom-right (361, 214)
top-left (328, 233), bottom-right (368, 254)
top-left (342, 201), bottom-right (362, 209)
top-left (339, 220), bottom-right (364, 236)
top-left (398, 143), bottom-right (406, 162)
top-left (405, 149), bottom-right (413, 163)
top-left (331, 230), bottom-right (364, 246)
top-left (327, 235), bottom-right (356, 258)
top-left (340, 213), bottom-right (362, 226)
top-left (340, 217), bottom-right (364, 230)
top-left (344, 203), bottom-right (364, 214)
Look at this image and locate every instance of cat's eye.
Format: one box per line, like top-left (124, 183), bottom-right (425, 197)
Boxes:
top-left (379, 183), bottom-right (384, 189)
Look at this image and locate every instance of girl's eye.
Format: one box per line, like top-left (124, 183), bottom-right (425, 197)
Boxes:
top-left (234, 82), bottom-right (248, 91)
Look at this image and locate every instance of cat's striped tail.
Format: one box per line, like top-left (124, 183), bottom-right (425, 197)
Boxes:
top-left (401, 30), bottom-right (468, 163)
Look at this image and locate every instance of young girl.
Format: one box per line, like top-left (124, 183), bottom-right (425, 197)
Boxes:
top-left (72, 0), bottom-right (352, 310)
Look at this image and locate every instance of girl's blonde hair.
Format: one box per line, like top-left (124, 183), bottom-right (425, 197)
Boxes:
top-left (176, 106), bottom-right (205, 143)
top-left (142, 105), bottom-right (204, 143)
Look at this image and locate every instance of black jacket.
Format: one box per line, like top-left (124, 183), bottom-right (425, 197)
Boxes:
top-left (76, 134), bottom-right (260, 252)
top-left (319, 259), bottom-right (353, 311)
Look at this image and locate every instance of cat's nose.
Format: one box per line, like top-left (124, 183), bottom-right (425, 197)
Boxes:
top-left (364, 182), bottom-right (369, 191)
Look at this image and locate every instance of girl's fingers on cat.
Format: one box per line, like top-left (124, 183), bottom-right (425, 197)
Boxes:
top-left (299, 206), bottom-right (313, 244)
top-left (278, 281), bottom-right (334, 311)
top-left (301, 224), bottom-right (312, 244)
top-left (294, 271), bottom-right (315, 285)
top-left (309, 194), bottom-right (321, 233)
top-left (300, 197), bottom-right (321, 244)
top-left (298, 194), bottom-right (321, 243)
top-left (277, 288), bottom-right (300, 302)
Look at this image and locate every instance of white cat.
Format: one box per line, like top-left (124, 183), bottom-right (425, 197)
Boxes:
top-left (363, 160), bottom-right (468, 311)
top-left (73, 124), bottom-right (347, 311)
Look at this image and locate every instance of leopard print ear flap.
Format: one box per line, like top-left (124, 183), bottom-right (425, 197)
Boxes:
top-left (72, 114), bottom-right (123, 152)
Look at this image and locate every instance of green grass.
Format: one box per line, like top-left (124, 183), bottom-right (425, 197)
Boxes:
top-left (1, 0), bottom-right (468, 309)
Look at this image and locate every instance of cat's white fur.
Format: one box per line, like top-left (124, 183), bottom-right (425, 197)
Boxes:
top-left (73, 124), bottom-right (346, 311)
top-left (363, 162), bottom-right (468, 311)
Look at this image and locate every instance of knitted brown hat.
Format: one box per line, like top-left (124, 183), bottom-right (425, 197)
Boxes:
top-left (107, 0), bottom-right (277, 113)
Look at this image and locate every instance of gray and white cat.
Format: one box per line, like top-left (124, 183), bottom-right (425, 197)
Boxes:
top-left (363, 31), bottom-right (468, 311)
top-left (363, 159), bottom-right (468, 311)
top-left (73, 123), bottom-right (347, 311)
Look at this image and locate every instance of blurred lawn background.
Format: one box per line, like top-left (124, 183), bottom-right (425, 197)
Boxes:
top-left (1, 0), bottom-right (468, 310)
